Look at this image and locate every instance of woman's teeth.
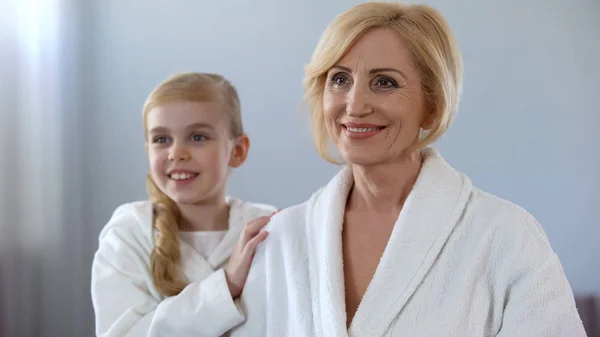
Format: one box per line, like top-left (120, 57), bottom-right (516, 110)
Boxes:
top-left (170, 173), bottom-right (197, 180)
top-left (346, 127), bottom-right (383, 132)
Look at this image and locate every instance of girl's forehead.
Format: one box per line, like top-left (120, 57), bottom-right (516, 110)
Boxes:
top-left (146, 101), bottom-right (226, 130)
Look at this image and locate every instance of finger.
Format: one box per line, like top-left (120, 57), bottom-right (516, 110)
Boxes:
top-left (241, 216), bottom-right (271, 243)
top-left (245, 216), bottom-right (270, 237)
top-left (242, 230), bottom-right (269, 260)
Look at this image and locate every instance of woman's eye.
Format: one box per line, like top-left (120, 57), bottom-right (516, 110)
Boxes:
top-left (374, 77), bottom-right (399, 88)
top-left (331, 73), bottom-right (350, 86)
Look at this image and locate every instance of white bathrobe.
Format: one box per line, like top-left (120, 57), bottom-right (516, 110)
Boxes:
top-left (230, 148), bottom-right (586, 337)
top-left (91, 197), bottom-right (276, 337)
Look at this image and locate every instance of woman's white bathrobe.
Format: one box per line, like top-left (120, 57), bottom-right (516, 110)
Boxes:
top-left (91, 197), bottom-right (276, 337)
top-left (230, 148), bottom-right (586, 337)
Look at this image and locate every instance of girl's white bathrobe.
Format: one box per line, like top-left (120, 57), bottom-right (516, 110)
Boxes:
top-left (91, 197), bottom-right (276, 337)
top-left (230, 148), bottom-right (586, 337)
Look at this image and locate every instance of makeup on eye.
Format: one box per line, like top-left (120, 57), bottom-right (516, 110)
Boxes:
top-left (331, 72), bottom-right (351, 86)
top-left (329, 73), bottom-right (401, 91)
top-left (373, 76), bottom-right (400, 89)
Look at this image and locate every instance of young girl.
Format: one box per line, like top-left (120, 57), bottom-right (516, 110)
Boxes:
top-left (91, 72), bottom-right (277, 336)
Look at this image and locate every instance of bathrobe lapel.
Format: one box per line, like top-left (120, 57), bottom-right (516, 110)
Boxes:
top-left (307, 166), bottom-right (354, 337)
top-left (208, 198), bottom-right (246, 269)
top-left (144, 205), bottom-right (215, 283)
top-left (176, 197), bottom-right (252, 283)
top-left (308, 148), bottom-right (473, 337)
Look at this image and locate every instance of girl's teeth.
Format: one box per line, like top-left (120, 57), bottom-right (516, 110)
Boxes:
top-left (347, 127), bottom-right (380, 132)
top-left (171, 173), bottom-right (196, 180)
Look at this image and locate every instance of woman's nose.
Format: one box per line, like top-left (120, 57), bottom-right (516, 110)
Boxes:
top-left (346, 85), bottom-right (374, 117)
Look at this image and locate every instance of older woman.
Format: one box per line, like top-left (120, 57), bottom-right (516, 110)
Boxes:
top-left (230, 2), bottom-right (586, 336)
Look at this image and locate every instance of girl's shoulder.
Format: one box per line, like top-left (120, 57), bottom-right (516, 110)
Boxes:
top-left (96, 200), bottom-right (155, 251)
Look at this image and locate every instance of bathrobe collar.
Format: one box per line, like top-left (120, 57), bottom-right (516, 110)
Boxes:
top-left (307, 147), bottom-right (473, 337)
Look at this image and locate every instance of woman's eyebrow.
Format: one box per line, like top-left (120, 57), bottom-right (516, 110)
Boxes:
top-left (330, 65), bottom-right (407, 79)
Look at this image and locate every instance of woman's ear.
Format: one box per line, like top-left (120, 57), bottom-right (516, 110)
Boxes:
top-left (421, 108), bottom-right (437, 130)
top-left (229, 133), bottom-right (250, 168)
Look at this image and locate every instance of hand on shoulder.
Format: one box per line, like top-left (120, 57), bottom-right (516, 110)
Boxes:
top-left (225, 210), bottom-right (278, 298)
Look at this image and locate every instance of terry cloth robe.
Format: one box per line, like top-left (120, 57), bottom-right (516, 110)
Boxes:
top-left (91, 197), bottom-right (277, 337)
top-left (230, 148), bottom-right (586, 337)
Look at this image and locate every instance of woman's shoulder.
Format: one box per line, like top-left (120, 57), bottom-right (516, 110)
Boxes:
top-left (262, 185), bottom-right (328, 236)
top-left (228, 196), bottom-right (277, 217)
top-left (260, 201), bottom-right (315, 251)
top-left (468, 187), bottom-right (546, 234)
top-left (227, 196), bottom-right (278, 228)
top-left (96, 200), bottom-right (155, 251)
top-left (465, 186), bottom-right (555, 263)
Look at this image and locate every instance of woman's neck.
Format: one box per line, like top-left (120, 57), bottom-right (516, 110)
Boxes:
top-left (176, 195), bottom-right (230, 232)
top-left (348, 151), bottom-right (423, 213)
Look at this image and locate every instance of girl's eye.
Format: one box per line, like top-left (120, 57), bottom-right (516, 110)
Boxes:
top-left (191, 134), bottom-right (207, 142)
top-left (153, 136), bottom-right (168, 144)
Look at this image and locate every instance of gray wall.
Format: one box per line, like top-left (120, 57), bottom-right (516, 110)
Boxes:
top-left (3, 0), bottom-right (598, 335)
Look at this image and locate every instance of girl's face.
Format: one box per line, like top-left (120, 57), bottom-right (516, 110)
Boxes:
top-left (145, 100), bottom-right (248, 205)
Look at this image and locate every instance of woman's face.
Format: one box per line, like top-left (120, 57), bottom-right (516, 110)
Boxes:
top-left (323, 27), bottom-right (434, 166)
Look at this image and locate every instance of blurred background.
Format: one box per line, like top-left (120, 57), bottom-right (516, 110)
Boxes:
top-left (1, 0), bottom-right (599, 336)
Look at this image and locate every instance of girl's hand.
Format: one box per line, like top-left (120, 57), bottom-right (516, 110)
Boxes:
top-left (225, 212), bottom-right (277, 298)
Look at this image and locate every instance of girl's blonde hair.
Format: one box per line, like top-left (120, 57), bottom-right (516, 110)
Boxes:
top-left (303, 2), bottom-right (463, 164)
top-left (142, 72), bottom-right (243, 296)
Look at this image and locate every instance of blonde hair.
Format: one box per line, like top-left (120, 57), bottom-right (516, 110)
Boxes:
top-left (303, 2), bottom-right (463, 164)
top-left (142, 72), bottom-right (242, 296)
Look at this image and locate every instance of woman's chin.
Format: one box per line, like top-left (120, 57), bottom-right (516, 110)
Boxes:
top-left (341, 150), bottom-right (387, 167)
